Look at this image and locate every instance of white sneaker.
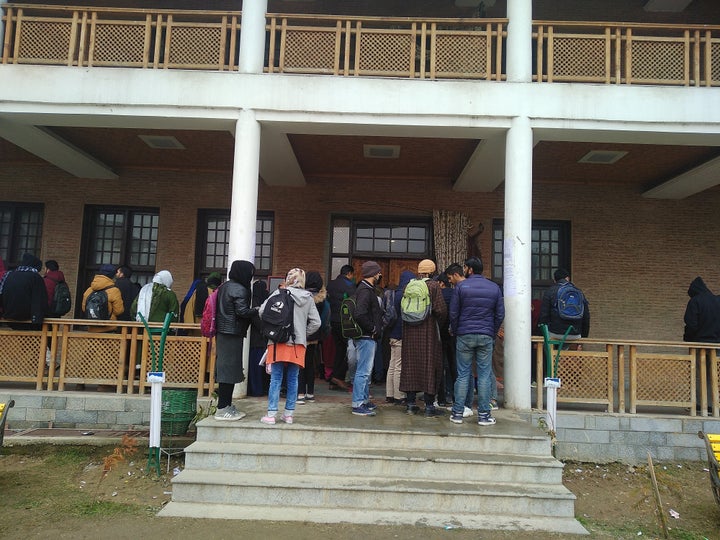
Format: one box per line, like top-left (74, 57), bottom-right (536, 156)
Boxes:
top-left (214, 405), bottom-right (246, 421)
top-left (463, 406), bottom-right (473, 418)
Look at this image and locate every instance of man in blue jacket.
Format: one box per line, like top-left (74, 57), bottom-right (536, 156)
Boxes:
top-left (448, 257), bottom-right (504, 426)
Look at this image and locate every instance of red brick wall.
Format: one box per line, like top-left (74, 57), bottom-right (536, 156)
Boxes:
top-left (3, 164), bottom-right (719, 341)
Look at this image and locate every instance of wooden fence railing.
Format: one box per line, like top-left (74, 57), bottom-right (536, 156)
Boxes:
top-left (533, 337), bottom-right (720, 417)
top-left (3, 4), bottom-right (718, 86)
top-left (534, 21), bottom-right (720, 86)
top-left (0, 318), bottom-right (216, 396)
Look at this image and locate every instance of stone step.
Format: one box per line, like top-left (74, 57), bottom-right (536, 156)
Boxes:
top-left (170, 469), bottom-right (577, 518)
top-left (159, 501), bottom-right (589, 536)
top-left (196, 418), bottom-right (552, 456)
top-left (184, 440), bottom-right (564, 484)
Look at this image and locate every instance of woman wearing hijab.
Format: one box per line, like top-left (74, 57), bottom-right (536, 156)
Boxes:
top-left (132, 270), bottom-right (179, 323)
top-left (247, 279), bottom-right (270, 396)
top-left (258, 268), bottom-right (320, 425)
top-left (214, 260), bottom-right (258, 421)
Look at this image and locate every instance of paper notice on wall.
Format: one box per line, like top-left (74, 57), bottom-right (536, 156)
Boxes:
top-left (503, 238), bottom-right (517, 297)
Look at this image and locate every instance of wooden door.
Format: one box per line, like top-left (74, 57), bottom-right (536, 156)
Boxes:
top-left (352, 258), bottom-right (419, 289)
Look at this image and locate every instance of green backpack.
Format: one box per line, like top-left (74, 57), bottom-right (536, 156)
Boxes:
top-left (400, 278), bottom-right (431, 325)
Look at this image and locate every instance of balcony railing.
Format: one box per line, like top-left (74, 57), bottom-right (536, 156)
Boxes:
top-left (2, 318), bottom-right (719, 417)
top-left (0, 318), bottom-right (216, 396)
top-left (3, 4), bottom-right (719, 86)
top-left (532, 337), bottom-right (720, 416)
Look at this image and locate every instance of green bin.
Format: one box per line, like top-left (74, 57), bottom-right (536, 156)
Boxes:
top-left (161, 389), bottom-right (198, 436)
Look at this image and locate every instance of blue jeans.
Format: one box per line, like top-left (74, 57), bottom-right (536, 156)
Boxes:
top-left (453, 334), bottom-right (494, 416)
top-left (351, 338), bottom-right (376, 408)
top-left (268, 362), bottom-right (299, 413)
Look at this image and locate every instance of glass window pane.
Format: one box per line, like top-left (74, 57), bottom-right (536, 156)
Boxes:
top-left (374, 239), bottom-right (390, 252)
top-left (408, 240), bottom-right (425, 253)
top-left (391, 239), bottom-right (407, 252)
top-left (356, 238), bottom-right (372, 251)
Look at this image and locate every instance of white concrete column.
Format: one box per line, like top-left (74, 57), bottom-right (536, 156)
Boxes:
top-left (506, 0), bottom-right (532, 83)
top-left (238, 0), bottom-right (268, 74)
top-left (503, 116), bottom-right (533, 410)
top-left (229, 110), bottom-right (261, 398)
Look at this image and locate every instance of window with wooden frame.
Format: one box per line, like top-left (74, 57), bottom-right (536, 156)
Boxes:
top-left (492, 219), bottom-right (571, 299)
top-left (0, 202), bottom-right (44, 267)
top-left (196, 210), bottom-right (274, 278)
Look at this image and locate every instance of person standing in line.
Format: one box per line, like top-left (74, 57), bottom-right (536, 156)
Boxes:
top-left (326, 264), bottom-right (357, 391)
top-left (538, 268), bottom-right (590, 343)
top-left (213, 260), bottom-right (258, 421)
top-left (0, 253), bottom-right (47, 330)
top-left (114, 265), bottom-right (140, 321)
top-left (43, 260), bottom-right (68, 316)
top-left (683, 276), bottom-right (720, 343)
top-left (350, 261), bottom-right (384, 416)
top-left (385, 270), bottom-right (415, 405)
top-left (297, 271), bottom-right (330, 404)
top-left (399, 259), bottom-right (448, 418)
top-left (449, 256), bottom-right (504, 426)
top-left (81, 264), bottom-right (124, 333)
top-left (247, 279), bottom-right (270, 397)
top-left (132, 270), bottom-right (179, 324)
top-left (259, 268), bottom-right (320, 425)
top-left (444, 263), bottom-right (475, 418)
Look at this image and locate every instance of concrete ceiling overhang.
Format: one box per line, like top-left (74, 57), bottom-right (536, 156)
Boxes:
top-left (0, 117), bottom-right (117, 179)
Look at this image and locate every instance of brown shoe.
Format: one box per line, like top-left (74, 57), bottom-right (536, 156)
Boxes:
top-left (330, 377), bottom-right (348, 390)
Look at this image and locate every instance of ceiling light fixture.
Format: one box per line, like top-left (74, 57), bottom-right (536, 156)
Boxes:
top-left (578, 150), bottom-right (627, 164)
top-left (363, 144), bottom-right (400, 159)
top-left (138, 135), bottom-right (185, 150)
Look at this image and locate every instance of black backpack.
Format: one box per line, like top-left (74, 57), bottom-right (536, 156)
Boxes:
top-left (48, 278), bottom-right (71, 316)
top-left (340, 294), bottom-right (363, 340)
top-left (85, 286), bottom-right (112, 320)
top-left (261, 288), bottom-right (295, 343)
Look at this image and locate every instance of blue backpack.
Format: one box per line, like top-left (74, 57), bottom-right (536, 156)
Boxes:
top-left (556, 282), bottom-right (585, 321)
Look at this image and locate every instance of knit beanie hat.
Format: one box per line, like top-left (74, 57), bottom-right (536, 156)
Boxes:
top-left (99, 263), bottom-right (116, 277)
top-left (417, 259), bottom-right (436, 274)
top-left (361, 261), bottom-right (381, 278)
top-left (554, 268), bottom-right (570, 281)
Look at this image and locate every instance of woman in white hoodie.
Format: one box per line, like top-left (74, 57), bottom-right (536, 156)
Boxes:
top-left (258, 268), bottom-right (320, 425)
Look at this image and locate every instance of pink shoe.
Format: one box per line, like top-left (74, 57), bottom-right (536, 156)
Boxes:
top-left (260, 415), bottom-right (276, 425)
top-left (281, 414), bottom-right (294, 424)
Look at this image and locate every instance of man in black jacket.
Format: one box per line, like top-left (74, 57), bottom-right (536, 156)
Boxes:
top-left (538, 268), bottom-right (590, 340)
top-left (0, 253), bottom-right (47, 330)
top-left (683, 276), bottom-right (720, 343)
top-left (351, 261), bottom-right (384, 416)
top-left (326, 264), bottom-right (356, 390)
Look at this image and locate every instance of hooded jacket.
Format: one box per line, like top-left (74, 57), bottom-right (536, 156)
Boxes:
top-left (133, 270), bottom-right (179, 323)
top-left (44, 269), bottom-right (67, 309)
top-left (0, 254), bottom-right (47, 326)
top-left (388, 270), bottom-right (415, 340)
top-left (216, 260), bottom-right (257, 336)
top-left (82, 274), bottom-right (124, 332)
top-left (683, 277), bottom-right (720, 343)
top-left (259, 285), bottom-right (321, 347)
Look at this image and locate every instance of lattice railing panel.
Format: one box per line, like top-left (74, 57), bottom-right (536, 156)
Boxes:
top-left (284, 29), bottom-right (336, 71)
top-left (635, 354), bottom-right (693, 402)
top-left (166, 25), bottom-right (222, 68)
top-left (0, 334), bottom-right (42, 378)
top-left (17, 21), bottom-right (72, 63)
top-left (63, 337), bottom-right (122, 381)
top-left (552, 36), bottom-right (606, 79)
top-left (139, 339), bottom-right (203, 386)
top-left (711, 41), bottom-right (720, 84)
top-left (630, 40), bottom-right (685, 83)
top-left (435, 34), bottom-right (487, 76)
top-left (557, 352), bottom-right (609, 400)
top-left (358, 32), bottom-right (413, 74)
top-left (92, 23), bottom-right (147, 65)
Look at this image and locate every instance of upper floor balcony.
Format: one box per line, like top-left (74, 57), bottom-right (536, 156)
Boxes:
top-left (2, 2), bottom-right (719, 87)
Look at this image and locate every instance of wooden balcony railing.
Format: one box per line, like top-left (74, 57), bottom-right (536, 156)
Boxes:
top-left (533, 337), bottom-right (720, 417)
top-left (534, 21), bottom-right (720, 86)
top-left (4, 4), bottom-right (718, 86)
top-left (0, 318), bottom-right (216, 396)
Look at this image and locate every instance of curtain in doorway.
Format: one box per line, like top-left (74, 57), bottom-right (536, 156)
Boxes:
top-left (432, 209), bottom-right (470, 274)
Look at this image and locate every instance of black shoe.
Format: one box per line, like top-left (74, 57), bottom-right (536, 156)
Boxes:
top-left (424, 407), bottom-right (445, 418)
top-left (406, 404), bottom-right (420, 415)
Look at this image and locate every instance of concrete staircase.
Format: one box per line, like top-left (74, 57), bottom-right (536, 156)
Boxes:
top-left (159, 402), bottom-right (586, 535)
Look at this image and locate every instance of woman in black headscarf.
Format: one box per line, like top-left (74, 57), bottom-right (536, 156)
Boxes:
top-left (247, 279), bottom-right (270, 396)
top-left (214, 260), bottom-right (258, 420)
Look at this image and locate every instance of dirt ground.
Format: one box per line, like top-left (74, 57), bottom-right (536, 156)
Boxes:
top-left (1, 443), bottom-right (719, 540)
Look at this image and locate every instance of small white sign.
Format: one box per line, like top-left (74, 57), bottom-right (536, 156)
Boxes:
top-left (147, 371), bottom-right (166, 383)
